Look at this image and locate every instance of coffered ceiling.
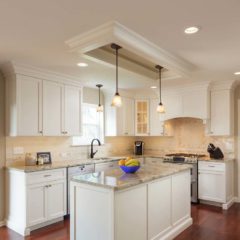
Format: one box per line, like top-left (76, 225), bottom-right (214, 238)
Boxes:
top-left (0, 0), bottom-right (240, 90)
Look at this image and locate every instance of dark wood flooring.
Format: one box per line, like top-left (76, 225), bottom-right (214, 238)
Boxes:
top-left (1, 203), bottom-right (240, 240)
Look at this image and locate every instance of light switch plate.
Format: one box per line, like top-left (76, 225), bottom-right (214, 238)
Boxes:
top-left (13, 147), bottom-right (24, 155)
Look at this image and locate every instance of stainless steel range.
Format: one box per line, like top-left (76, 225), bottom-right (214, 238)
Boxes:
top-left (163, 153), bottom-right (205, 203)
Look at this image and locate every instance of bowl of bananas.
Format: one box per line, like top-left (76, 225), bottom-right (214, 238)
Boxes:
top-left (118, 157), bottom-right (140, 174)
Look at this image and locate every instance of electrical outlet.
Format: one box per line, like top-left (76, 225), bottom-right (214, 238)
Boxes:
top-left (13, 147), bottom-right (24, 155)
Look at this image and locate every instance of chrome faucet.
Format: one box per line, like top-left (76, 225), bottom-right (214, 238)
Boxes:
top-left (90, 138), bottom-right (101, 158)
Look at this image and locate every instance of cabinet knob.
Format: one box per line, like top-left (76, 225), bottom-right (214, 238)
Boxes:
top-left (39, 131), bottom-right (43, 134)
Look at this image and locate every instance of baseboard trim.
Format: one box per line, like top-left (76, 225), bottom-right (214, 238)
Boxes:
top-left (223, 197), bottom-right (235, 210)
top-left (0, 220), bottom-right (5, 227)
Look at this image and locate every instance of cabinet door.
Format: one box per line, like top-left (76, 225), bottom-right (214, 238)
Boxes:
top-left (198, 171), bottom-right (225, 203)
top-left (135, 99), bottom-right (149, 136)
top-left (17, 75), bottom-right (42, 136)
top-left (172, 171), bottom-right (191, 226)
top-left (27, 184), bottom-right (47, 226)
top-left (43, 81), bottom-right (64, 136)
top-left (150, 99), bottom-right (164, 136)
top-left (210, 90), bottom-right (232, 136)
top-left (148, 177), bottom-right (171, 239)
top-left (64, 85), bottom-right (82, 136)
top-left (47, 180), bottom-right (66, 220)
top-left (117, 97), bottom-right (134, 136)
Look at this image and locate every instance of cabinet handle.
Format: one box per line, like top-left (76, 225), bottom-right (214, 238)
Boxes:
top-left (39, 131), bottom-right (43, 134)
top-left (48, 185), bottom-right (52, 187)
top-left (44, 174), bottom-right (51, 177)
top-left (208, 165), bottom-right (215, 168)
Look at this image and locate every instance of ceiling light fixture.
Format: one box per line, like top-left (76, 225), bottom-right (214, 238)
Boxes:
top-left (96, 84), bottom-right (103, 112)
top-left (111, 43), bottom-right (122, 107)
top-left (234, 72), bottom-right (240, 75)
top-left (77, 62), bottom-right (88, 67)
top-left (155, 65), bottom-right (165, 113)
top-left (184, 26), bottom-right (199, 34)
top-left (150, 86), bottom-right (157, 89)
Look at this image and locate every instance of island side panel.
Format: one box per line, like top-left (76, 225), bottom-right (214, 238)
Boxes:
top-left (115, 184), bottom-right (147, 240)
top-left (148, 176), bottom-right (172, 239)
top-left (70, 182), bottom-right (114, 240)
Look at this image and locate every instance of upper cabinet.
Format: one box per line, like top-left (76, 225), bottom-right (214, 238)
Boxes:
top-left (43, 81), bottom-right (63, 136)
top-left (105, 95), bottom-right (135, 136)
top-left (161, 86), bottom-right (209, 121)
top-left (15, 75), bottom-right (43, 136)
top-left (208, 89), bottom-right (233, 136)
top-left (135, 99), bottom-right (150, 136)
top-left (5, 64), bottom-right (82, 137)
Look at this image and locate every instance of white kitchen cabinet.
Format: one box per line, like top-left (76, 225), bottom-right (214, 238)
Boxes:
top-left (198, 160), bottom-right (234, 209)
top-left (43, 80), bottom-right (64, 136)
top-left (43, 81), bottom-right (82, 136)
top-left (6, 168), bottom-right (67, 236)
top-left (4, 64), bottom-right (82, 136)
top-left (163, 93), bottom-right (182, 120)
top-left (135, 99), bottom-right (150, 136)
top-left (27, 183), bottom-right (47, 226)
top-left (105, 95), bottom-right (134, 136)
top-left (64, 85), bottom-right (82, 136)
top-left (5, 74), bottom-right (43, 136)
top-left (209, 89), bottom-right (233, 136)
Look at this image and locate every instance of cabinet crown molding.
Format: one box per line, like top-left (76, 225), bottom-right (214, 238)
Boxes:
top-left (1, 61), bottom-right (83, 87)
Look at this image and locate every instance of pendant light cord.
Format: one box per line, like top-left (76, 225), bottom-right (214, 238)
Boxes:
top-left (159, 67), bottom-right (162, 103)
top-left (99, 86), bottom-right (101, 106)
top-left (116, 47), bottom-right (119, 94)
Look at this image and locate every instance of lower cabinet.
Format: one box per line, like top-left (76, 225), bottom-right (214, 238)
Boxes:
top-left (198, 161), bottom-right (234, 208)
top-left (6, 168), bottom-right (67, 236)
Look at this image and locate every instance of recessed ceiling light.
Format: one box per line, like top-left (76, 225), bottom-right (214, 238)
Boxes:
top-left (77, 62), bottom-right (88, 67)
top-left (184, 26), bottom-right (200, 34)
top-left (150, 86), bottom-right (157, 89)
top-left (234, 72), bottom-right (240, 75)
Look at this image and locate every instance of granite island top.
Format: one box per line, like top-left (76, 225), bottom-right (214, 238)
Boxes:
top-left (71, 163), bottom-right (192, 191)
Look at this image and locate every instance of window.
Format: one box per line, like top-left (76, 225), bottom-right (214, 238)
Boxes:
top-left (72, 103), bottom-right (104, 146)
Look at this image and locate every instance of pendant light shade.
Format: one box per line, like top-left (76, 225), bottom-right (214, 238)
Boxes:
top-left (111, 43), bottom-right (122, 107)
top-left (96, 84), bottom-right (103, 112)
top-left (155, 65), bottom-right (165, 113)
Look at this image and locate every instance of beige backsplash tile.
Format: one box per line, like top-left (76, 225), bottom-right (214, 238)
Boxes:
top-left (5, 118), bottom-right (234, 165)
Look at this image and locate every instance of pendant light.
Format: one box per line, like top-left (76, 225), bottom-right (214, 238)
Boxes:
top-left (111, 43), bottom-right (122, 107)
top-left (155, 65), bottom-right (165, 113)
top-left (96, 84), bottom-right (103, 112)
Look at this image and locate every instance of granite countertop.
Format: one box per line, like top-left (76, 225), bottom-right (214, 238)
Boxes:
top-left (198, 157), bottom-right (234, 162)
top-left (6, 157), bottom-right (123, 173)
top-left (71, 163), bottom-right (192, 191)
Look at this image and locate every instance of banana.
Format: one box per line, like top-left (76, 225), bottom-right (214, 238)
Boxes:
top-left (125, 159), bottom-right (140, 166)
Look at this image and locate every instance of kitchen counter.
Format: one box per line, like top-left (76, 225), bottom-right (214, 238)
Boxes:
top-left (198, 157), bottom-right (234, 162)
top-left (5, 157), bottom-right (123, 172)
top-left (71, 162), bottom-right (192, 191)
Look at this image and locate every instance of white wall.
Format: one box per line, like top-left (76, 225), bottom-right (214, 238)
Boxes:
top-left (0, 73), bottom-right (5, 224)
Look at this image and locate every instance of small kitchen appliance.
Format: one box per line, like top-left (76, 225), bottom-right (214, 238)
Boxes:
top-left (134, 141), bottom-right (144, 155)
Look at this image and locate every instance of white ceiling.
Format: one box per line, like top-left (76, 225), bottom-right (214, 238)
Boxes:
top-left (1, 0), bottom-right (240, 90)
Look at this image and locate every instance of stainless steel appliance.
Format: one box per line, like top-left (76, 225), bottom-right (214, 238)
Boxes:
top-left (134, 141), bottom-right (144, 155)
top-left (67, 164), bottom-right (94, 214)
top-left (163, 153), bottom-right (205, 203)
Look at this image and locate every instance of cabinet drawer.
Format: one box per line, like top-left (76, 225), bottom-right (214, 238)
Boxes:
top-left (26, 168), bottom-right (66, 185)
top-left (198, 161), bottom-right (225, 172)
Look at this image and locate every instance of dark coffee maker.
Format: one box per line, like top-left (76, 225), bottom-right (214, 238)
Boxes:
top-left (134, 141), bottom-right (144, 155)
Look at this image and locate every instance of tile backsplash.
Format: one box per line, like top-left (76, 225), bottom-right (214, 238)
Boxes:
top-left (5, 118), bottom-right (234, 166)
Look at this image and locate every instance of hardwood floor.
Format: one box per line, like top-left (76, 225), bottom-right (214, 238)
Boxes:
top-left (1, 203), bottom-right (240, 240)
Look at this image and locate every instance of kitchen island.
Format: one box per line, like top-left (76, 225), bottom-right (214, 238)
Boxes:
top-left (70, 163), bottom-right (192, 240)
